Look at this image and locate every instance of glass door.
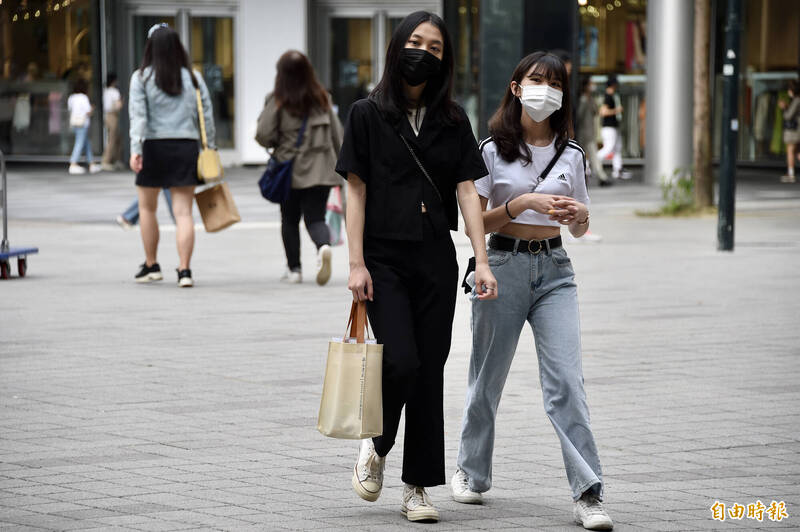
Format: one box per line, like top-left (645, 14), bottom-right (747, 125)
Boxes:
top-left (312, 3), bottom-right (440, 123)
top-left (128, 8), bottom-right (235, 149)
top-left (190, 16), bottom-right (235, 148)
top-left (329, 17), bottom-right (373, 123)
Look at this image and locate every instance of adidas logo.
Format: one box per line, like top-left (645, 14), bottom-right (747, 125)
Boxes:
top-left (556, 173), bottom-right (568, 182)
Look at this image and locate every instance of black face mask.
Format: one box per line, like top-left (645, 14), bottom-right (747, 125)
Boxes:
top-left (399, 48), bottom-right (442, 87)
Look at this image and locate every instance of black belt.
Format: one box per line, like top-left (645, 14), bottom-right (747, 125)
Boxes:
top-left (488, 234), bottom-right (562, 254)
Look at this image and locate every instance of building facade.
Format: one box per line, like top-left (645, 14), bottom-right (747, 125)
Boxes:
top-left (1, 0), bottom-right (798, 169)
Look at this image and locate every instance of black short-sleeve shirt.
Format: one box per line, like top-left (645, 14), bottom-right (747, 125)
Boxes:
top-left (602, 93), bottom-right (619, 128)
top-left (336, 99), bottom-right (488, 241)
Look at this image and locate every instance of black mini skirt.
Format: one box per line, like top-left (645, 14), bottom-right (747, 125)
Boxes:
top-left (136, 139), bottom-right (200, 188)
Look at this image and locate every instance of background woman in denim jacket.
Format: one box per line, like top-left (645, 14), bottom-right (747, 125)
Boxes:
top-left (128, 24), bottom-right (215, 287)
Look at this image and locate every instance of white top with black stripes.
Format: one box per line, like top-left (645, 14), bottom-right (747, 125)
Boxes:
top-left (475, 137), bottom-right (590, 227)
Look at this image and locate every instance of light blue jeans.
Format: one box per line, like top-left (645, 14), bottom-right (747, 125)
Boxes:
top-left (69, 125), bottom-right (93, 164)
top-left (457, 240), bottom-right (604, 502)
top-left (122, 189), bottom-right (175, 225)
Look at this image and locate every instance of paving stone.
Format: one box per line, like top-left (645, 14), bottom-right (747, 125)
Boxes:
top-left (1, 167), bottom-right (798, 530)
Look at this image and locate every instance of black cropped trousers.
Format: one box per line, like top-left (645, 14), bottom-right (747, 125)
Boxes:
top-left (364, 216), bottom-right (458, 487)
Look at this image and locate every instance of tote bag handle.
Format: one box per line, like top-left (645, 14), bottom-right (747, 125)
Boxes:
top-left (343, 301), bottom-right (371, 343)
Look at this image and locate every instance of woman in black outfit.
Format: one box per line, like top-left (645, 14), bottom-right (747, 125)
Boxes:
top-left (335, 10), bottom-right (497, 523)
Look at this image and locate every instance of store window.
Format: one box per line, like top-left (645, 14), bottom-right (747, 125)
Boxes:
top-left (191, 17), bottom-right (235, 149)
top-left (579, 0), bottom-right (647, 160)
top-left (716, 0), bottom-right (800, 162)
top-left (0, 0), bottom-right (99, 157)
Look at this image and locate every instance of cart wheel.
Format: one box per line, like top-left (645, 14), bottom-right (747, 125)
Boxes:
top-left (0, 261), bottom-right (9, 280)
top-left (18, 257), bottom-right (27, 278)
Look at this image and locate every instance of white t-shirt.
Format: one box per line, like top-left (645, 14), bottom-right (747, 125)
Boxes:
top-left (103, 86), bottom-right (121, 112)
top-left (407, 106), bottom-right (426, 136)
top-left (475, 137), bottom-right (590, 227)
top-left (67, 93), bottom-right (92, 126)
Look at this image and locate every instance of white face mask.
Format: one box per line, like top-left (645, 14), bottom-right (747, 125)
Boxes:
top-left (518, 84), bottom-right (563, 123)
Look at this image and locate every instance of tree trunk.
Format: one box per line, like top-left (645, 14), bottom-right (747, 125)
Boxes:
top-left (694, 0), bottom-right (713, 208)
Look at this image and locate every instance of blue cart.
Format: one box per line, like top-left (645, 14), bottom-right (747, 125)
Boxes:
top-left (0, 149), bottom-right (38, 279)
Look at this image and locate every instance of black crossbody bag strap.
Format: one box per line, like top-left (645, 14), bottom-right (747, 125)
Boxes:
top-left (399, 134), bottom-right (444, 203)
top-left (532, 139), bottom-right (568, 190)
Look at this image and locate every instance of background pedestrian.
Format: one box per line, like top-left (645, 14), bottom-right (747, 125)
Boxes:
top-left (128, 23), bottom-right (216, 287)
top-left (67, 78), bottom-right (100, 175)
top-left (779, 80), bottom-right (799, 183)
top-left (101, 73), bottom-right (123, 171)
top-left (255, 50), bottom-right (343, 285)
top-left (597, 74), bottom-right (628, 179)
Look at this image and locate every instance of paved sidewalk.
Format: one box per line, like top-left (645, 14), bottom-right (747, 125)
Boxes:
top-left (1, 165), bottom-right (799, 531)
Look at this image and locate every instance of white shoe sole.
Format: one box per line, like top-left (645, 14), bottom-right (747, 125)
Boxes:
top-left (316, 246), bottom-right (332, 286)
top-left (575, 509), bottom-right (613, 530)
top-left (178, 278), bottom-right (193, 288)
top-left (401, 506), bottom-right (439, 522)
top-left (452, 491), bottom-right (482, 504)
top-left (135, 272), bottom-right (163, 283)
top-left (352, 466), bottom-right (381, 502)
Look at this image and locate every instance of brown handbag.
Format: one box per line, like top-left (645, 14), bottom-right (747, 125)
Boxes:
top-left (194, 182), bottom-right (241, 232)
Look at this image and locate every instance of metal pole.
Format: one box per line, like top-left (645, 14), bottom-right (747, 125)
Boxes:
top-left (1, 148), bottom-right (8, 252)
top-left (718, 0), bottom-right (741, 251)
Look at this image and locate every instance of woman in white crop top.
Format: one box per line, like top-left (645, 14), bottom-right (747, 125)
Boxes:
top-left (452, 52), bottom-right (613, 531)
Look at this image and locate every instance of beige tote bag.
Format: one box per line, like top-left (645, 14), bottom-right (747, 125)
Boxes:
top-left (317, 301), bottom-right (383, 439)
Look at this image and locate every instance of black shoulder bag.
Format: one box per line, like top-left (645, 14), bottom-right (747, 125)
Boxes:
top-left (461, 140), bottom-right (568, 293)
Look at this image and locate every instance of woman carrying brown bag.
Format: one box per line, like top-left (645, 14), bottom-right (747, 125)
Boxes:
top-left (256, 51), bottom-right (344, 286)
top-left (128, 23), bottom-right (216, 288)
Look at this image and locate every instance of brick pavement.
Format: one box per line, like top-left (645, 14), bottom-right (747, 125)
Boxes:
top-left (1, 166), bottom-right (799, 530)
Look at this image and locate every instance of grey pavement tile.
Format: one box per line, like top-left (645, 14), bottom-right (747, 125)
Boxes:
top-left (2, 175), bottom-right (800, 530)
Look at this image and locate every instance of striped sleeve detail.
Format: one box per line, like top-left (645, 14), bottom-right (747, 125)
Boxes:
top-left (478, 137), bottom-right (493, 153)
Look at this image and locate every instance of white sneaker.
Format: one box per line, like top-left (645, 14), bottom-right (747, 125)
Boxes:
top-left (401, 484), bottom-right (439, 522)
top-left (316, 244), bottom-right (332, 286)
top-left (352, 439), bottom-right (384, 502)
top-left (89, 163), bottom-right (102, 174)
top-left (619, 171), bottom-right (633, 180)
top-left (574, 493), bottom-right (613, 530)
top-left (780, 174), bottom-right (796, 183)
top-left (280, 269), bottom-right (302, 284)
top-left (68, 164), bottom-right (86, 175)
top-left (115, 215), bottom-right (134, 231)
top-left (451, 468), bottom-right (482, 504)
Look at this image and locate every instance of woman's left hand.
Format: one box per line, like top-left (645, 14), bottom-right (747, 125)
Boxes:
top-left (474, 262), bottom-right (498, 301)
top-left (549, 198), bottom-right (587, 225)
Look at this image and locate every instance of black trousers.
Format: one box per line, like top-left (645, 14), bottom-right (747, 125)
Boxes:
top-left (280, 186), bottom-right (331, 271)
top-left (365, 216), bottom-right (458, 487)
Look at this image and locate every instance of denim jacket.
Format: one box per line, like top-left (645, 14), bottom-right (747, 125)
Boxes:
top-left (129, 67), bottom-right (215, 155)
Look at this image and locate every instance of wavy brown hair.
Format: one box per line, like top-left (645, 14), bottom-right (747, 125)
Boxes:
top-left (274, 50), bottom-right (330, 117)
top-left (488, 52), bottom-right (573, 165)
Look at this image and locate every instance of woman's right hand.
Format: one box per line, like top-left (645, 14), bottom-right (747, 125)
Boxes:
top-left (130, 154), bottom-right (142, 173)
top-left (348, 264), bottom-right (373, 302)
top-left (525, 193), bottom-right (569, 217)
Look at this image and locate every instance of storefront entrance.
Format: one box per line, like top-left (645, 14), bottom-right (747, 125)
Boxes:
top-left (123, 3), bottom-right (236, 151)
top-left (309, 1), bottom-right (440, 124)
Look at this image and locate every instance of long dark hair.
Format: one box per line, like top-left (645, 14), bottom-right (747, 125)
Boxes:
top-left (370, 11), bottom-right (460, 125)
top-left (274, 50), bottom-right (330, 117)
top-left (140, 26), bottom-right (196, 95)
top-left (489, 52), bottom-right (573, 165)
